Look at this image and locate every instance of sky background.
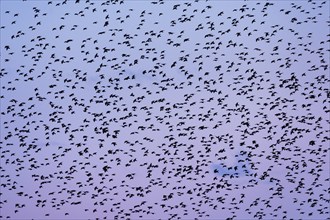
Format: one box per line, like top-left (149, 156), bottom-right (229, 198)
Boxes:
top-left (0, 0), bottom-right (329, 219)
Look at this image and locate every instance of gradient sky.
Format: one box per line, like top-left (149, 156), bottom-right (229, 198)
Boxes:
top-left (0, 0), bottom-right (329, 219)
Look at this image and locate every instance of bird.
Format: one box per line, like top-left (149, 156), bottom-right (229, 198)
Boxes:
top-left (0, 0), bottom-right (329, 219)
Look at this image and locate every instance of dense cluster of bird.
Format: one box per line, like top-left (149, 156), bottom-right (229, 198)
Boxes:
top-left (1, 0), bottom-right (329, 219)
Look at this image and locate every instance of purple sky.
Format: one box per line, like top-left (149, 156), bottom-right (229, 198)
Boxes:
top-left (1, 0), bottom-right (329, 219)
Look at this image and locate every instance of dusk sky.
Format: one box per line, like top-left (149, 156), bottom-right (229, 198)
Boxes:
top-left (0, 0), bottom-right (329, 219)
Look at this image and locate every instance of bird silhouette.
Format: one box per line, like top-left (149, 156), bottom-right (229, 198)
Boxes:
top-left (0, 0), bottom-right (329, 219)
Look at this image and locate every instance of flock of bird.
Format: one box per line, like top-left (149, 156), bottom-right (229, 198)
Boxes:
top-left (0, 0), bottom-right (329, 219)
